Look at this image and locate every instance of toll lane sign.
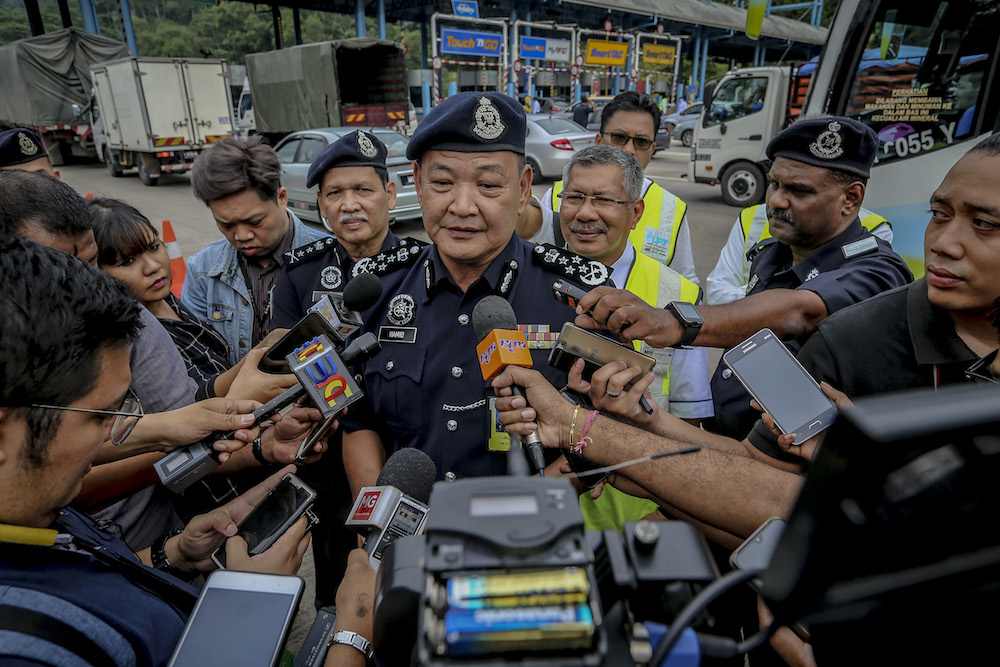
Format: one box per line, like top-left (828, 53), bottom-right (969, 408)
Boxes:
top-left (584, 39), bottom-right (629, 67)
top-left (452, 1), bottom-right (478, 18)
top-left (442, 28), bottom-right (502, 58)
top-left (642, 43), bottom-right (676, 66)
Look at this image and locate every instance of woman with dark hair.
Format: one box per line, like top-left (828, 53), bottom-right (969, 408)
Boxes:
top-left (88, 197), bottom-right (247, 400)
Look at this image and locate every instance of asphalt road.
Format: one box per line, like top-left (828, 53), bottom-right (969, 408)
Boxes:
top-left (57, 144), bottom-right (739, 655)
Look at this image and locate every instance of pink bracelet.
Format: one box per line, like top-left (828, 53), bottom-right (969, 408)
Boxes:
top-left (572, 410), bottom-right (599, 454)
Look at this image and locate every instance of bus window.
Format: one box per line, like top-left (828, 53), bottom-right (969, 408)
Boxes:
top-left (840, 0), bottom-right (997, 165)
top-left (704, 76), bottom-right (769, 127)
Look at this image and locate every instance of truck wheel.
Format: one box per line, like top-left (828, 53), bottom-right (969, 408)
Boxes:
top-left (138, 159), bottom-right (159, 186)
top-left (527, 158), bottom-right (543, 185)
top-left (105, 148), bottom-right (123, 178)
top-left (721, 161), bottom-right (766, 207)
top-left (681, 129), bottom-right (694, 147)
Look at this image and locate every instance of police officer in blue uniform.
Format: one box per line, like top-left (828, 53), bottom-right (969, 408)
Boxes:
top-left (575, 116), bottom-right (913, 440)
top-left (271, 129), bottom-right (425, 329)
top-left (340, 91), bottom-right (610, 492)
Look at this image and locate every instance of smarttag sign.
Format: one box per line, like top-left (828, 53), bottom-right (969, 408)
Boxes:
top-left (520, 36), bottom-right (571, 62)
top-left (584, 39), bottom-right (629, 66)
top-left (441, 27), bottom-right (502, 58)
top-left (451, 0), bottom-right (479, 18)
top-left (642, 43), bottom-right (676, 66)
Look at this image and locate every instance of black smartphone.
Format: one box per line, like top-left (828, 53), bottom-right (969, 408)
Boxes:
top-left (259, 312), bottom-right (345, 374)
top-left (730, 516), bottom-right (786, 574)
top-left (552, 280), bottom-right (590, 311)
top-left (211, 473), bottom-right (318, 569)
top-left (723, 328), bottom-right (838, 444)
top-left (167, 570), bottom-right (304, 667)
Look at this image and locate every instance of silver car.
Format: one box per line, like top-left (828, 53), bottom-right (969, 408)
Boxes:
top-left (273, 127), bottom-right (420, 231)
top-left (525, 114), bottom-right (595, 184)
top-left (662, 103), bottom-right (703, 148)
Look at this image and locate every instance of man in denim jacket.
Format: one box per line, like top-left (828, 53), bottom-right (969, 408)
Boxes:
top-left (183, 137), bottom-right (329, 365)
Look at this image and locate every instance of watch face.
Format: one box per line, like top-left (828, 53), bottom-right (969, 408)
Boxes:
top-left (673, 302), bottom-right (703, 323)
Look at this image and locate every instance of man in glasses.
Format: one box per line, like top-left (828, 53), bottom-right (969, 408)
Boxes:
top-left (556, 144), bottom-right (711, 531)
top-left (576, 117), bottom-right (913, 440)
top-left (0, 236), bottom-right (312, 666)
top-left (518, 90), bottom-right (698, 284)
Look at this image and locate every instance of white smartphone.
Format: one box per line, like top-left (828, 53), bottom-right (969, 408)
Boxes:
top-left (167, 570), bottom-right (304, 667)
top-left (723, 328), bottom-right (838, 444)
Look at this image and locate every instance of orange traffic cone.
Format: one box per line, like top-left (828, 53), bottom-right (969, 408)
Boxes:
top-left (162, 220), bottom-right (187, 299)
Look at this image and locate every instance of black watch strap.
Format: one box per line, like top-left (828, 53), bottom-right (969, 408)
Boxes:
top-left (151, 529), bottom-right (197, 581)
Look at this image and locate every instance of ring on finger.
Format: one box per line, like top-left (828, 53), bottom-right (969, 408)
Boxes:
top-left (606, 390), bottom-right (620, 398)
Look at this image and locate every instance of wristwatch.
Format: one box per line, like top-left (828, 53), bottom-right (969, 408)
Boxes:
top-left (330, 630), bottom-right (374, 660)
top-left (665, 301), bottom-right (704, 346)
top-left (251, 431), bottom-right (270, 466)
top-left (151, 529), bottom-right (196, 581)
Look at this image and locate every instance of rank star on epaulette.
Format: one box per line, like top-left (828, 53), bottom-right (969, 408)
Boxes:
top-left (285, 236), bottom-right (337, 265)
top-left (532, 243), bottom-right (609, 287)
top-left (352, 240), bottom-right (425, 278)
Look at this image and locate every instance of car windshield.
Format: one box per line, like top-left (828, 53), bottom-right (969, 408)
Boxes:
top-left (533, 118), bottom-right (585, 135)
top-left (370, 131), bottom-right (410, 158)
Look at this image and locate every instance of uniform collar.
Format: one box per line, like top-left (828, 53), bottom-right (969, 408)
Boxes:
top-left (907, 278), bottom-right (980, 367)
top-left (424, 233), bottom-right (523, 300)
top-left (787, 218), bottom-right (867, 282)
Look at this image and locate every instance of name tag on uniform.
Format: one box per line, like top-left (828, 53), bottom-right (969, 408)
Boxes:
top-left (378, 326), bottom-right (417, 344)
top-left (842, 236), bottom-right (878, 259)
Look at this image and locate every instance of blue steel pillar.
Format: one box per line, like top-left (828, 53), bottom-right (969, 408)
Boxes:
top-left (118, 0), bottom-right (138, 56)
top-left (356, 0), bottom-right (366, 38)
top-left (79, 0), bottom-right (99, 34)
top-left (377, 0), bottom-right (385, 39)
top-left (699, 37), bottom-right (708, 101)
top-left (691, 32), bottom-right (702, 102)
top-left (508, 5), bottom-right (517, 97)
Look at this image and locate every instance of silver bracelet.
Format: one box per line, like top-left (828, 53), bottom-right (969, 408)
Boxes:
top-left (329, 630), bottom-right (374, 660)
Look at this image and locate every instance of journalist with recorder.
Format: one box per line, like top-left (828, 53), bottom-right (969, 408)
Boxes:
top-left (0, 236), bottom-right (313, 666)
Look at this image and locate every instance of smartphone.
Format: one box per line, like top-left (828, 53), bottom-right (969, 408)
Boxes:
top-left (730, 516), bottom-right (786, 575)
top-left (723, 328), bottom-right (838, 444)
top-left (548, 323), bottom-right (656, 380)
top-left (212, 473), bottom-right (318, 569)
top-left (167, 570), bottom-right (304, 667)
top-left (552, 280), bottom-right (590, 311)
top-left (259, 312), bottom-right (345, 374)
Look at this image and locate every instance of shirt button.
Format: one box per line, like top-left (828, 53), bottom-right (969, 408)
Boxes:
top-left (212, 311), bottom-right (222, 320)
top-left (451, 366), bottom-right (463, 378)
top-left (721, 368), bottom-right (732, 380)
top-left (458, 313), bottom-right (470, 326)
top-left (239, 340), bottom-right (247, 348)
top-left (444, 471), bottom-right (457, 482)
top-left (242, 298), bottom-right (248, 306)
top-left (386, 361), bottom-right (395, 372)
top-left (446, 419), bottom-right (458, 432)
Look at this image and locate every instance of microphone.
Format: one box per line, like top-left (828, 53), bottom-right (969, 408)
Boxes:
top-left (472, 295), bottom-right (547, 476)
top-left (346, 448), bottom-right (437, 570)
top-left (310, 271), bottom-right (382, 337)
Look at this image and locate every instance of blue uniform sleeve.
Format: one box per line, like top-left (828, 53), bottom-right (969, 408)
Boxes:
top-left (271, 267), bottom-right (303, 330)
top-left (796, 247), bottom-right (912, 316)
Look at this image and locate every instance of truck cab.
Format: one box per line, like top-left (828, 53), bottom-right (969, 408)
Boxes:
top-left (689, 66), bottom-right (802, 207)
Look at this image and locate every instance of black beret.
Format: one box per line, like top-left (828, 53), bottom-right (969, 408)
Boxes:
top-left (0, 128), bottom-right (47, 167)
top-left (406, 91), bottom-right (525, 160)
top-left (766, 116), bottom-right (878, 179)
top-left (306, 129), bottom-right (388, 188)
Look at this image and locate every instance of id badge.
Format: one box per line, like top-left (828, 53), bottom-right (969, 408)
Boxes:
top-left (487, 397), bottom-right (511, 452)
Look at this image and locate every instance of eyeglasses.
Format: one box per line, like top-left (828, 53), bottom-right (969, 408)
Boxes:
top-left (601, 131), bottom-right (654, 151)
top-left (557, 191), bottom-right (635, 211)
top-left (964, 352), bottom-right (1000, 385)
top-left (29, 388), bottom-right (144, 445)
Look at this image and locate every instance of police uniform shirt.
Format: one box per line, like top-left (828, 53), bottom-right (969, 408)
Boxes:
top-left (710, 218), bottom-right (913, 439)
top-left (270, 231), bottom-right (404, 330)
top-left (342, 234), bottom-right (608, 480)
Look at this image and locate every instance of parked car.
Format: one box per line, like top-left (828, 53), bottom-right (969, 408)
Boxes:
top-left (273, 127), bottom-right (420, 231)
top-left (525, 114), bottom-right (595, 184)
top-left (538, 97), bottom-right (569, 113)
top-left (662, 102), bottom-right (703, 147)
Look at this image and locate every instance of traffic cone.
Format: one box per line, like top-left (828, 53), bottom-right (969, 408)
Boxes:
top-left (162, 220), bottom-right (187, 299)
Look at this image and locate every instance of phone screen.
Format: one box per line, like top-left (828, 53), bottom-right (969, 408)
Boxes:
top-left (725, 332), bottom-right (835, 438)
top-left (169, 586), bottom-right (299, 666)
top-left (240, 477), bottom-right (313, 553)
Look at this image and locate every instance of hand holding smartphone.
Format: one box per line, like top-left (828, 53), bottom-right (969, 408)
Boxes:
top-left (723, 328), bottom-right (838, 444)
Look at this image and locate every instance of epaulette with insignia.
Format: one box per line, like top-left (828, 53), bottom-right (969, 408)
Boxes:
top-left (531, 243), bottom-right (611, 287)
top-left (352, 238), bottom-right (428, 278)
top-left (746, 237), bottom-right (777, 263)
top-left (284, 237), bottom-right (338, 267)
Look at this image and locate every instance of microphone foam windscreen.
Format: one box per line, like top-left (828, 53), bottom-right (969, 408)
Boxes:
top-left (472, 295), bottom-right (518, 343)
top-left (376, 447), bottom-right (438, 505)
top-left (343, 272), bottom-right (383, 312)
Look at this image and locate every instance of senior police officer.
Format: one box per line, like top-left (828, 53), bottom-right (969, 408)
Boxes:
top-left (271, 130), bottom-right (425, 328)
top-left (575, 116), bottom-right (914, 439)
top-left (0, 126), bottom-right (60, 179)
top-left (340, 91), bottom-right (610, 494)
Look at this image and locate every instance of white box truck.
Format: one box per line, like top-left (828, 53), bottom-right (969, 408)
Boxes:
top-left (90, 57), bottom-right (233, 185)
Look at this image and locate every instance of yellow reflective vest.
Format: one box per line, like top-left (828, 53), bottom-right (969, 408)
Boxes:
top-left (739, 204), bottom-right (891, 254)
